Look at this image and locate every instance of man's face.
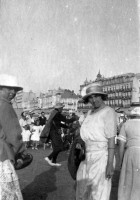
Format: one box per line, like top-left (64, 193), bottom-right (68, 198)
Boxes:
top-left (1, 87), bottom-right (17, 101)
top-left (88, 94), bottom-right (103, 109)
top-left (58, 107), bottom-right (63, 113)
top-left (41, 112), bottom-right (45, 117)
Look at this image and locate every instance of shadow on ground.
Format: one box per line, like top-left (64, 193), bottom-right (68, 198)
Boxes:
top-left (22, 167), bottom-right (58, 200)
top-left (57, 150), bottom-right (69, 163)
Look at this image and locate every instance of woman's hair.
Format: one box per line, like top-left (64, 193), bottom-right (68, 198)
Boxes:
top-left (84, 94), bottom-right (108, 104)
top-left (35, 119), bottom-right (40, 126)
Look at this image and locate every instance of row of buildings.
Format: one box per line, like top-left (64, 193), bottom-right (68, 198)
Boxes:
top-left (13, 71), bottom-right (140, 114)
top-left (13, 88), bottom-right (79, 113)
top-left (78, 71), bottom-right (140, 112)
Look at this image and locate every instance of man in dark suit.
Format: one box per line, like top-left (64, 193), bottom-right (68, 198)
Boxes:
top-left (43, 103), bottom-right (78, 166)
top-left (39, 111), bottom-right (47, 126)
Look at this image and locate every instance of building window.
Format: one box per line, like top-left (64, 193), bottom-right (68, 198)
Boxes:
top-left (139, 88), bottom-right (140, 93)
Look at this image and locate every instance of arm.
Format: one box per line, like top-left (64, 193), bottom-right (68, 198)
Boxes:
top-left (60, 123), bottom-right (68, 129)
top-left (118, 140), bottom-right (125, 169)
top-left (117, 124), bottom-right (126, 169)
top-left (106, 137), bottom-right (115, 179)
top-left (58, 113), bottom-right (79, 124)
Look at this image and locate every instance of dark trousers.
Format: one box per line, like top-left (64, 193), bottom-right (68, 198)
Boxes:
top-left (48, 147), bottom-right (62, 163)
top-left (48, 128), bottom-right (64, 163)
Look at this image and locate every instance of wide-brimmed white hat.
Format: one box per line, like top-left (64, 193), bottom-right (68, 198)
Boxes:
top-left (0, 74), bottom-right (23, 91)
top-left (54, 102), bottom-right (65, 109)
top-left (81, 84), bottom-right (107, 101)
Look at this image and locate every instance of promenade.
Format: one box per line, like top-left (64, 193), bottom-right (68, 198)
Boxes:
top-left (17, 146), bottom-right (120, 200)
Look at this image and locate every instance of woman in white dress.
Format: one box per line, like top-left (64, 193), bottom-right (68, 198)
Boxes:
top-left (76, 84), bottom-right (117, 200)
top-left (117, 103), bottom-right (140, 200)
top-left (21, 125), bottom-right (31, 149)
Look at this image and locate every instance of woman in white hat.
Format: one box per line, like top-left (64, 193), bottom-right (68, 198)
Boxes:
top-left (0, 74), bottom-right (24, 199)
top-left (76, 84), bottom-right (117, 200)
top-left (117, 102), bottom-right (140, 200)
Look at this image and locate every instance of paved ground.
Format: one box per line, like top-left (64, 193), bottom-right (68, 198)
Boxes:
top-left (17, 145), bottom-right (120, 200)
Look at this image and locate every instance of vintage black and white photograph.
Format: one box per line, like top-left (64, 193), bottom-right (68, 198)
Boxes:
top-left (0, 0), bottom-right (140, 200)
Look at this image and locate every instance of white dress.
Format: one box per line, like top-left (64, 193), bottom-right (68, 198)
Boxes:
top-left (21, 130), bottom-right (31, 142)
top-left (19, 118), bottom-right (27, 131)
top-left (31, 125), bottom-right (42, 141)
top-left (118, 119), bottom-right (140, 200)
top-left (76, 106), bottom-right (117, 200)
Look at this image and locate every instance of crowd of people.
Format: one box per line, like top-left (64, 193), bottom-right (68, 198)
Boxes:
top-left (18, 106), bottom-right (79, 154)
top-left (19, 111), bottom-right (46, 150)
top-left (0, 73), bottom-right (140, 200)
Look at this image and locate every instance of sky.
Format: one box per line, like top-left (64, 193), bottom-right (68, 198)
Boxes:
top-left (0, 0), bottom-right (140, 94)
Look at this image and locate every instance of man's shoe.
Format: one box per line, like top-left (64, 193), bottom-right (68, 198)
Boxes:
top-left (53, 163), bottom-right (62, 167)
top-left (44, 157), bottom-right (57, 166)
top-left (44, 157), bottom-right (53, 165)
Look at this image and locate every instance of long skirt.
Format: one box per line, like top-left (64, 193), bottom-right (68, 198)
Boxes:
top-left (0, 159), bottom-right (23, 200)
top-left (76, 149), bottom-right (111, 200)
top-left (118, 147), bottom-right (140, 200)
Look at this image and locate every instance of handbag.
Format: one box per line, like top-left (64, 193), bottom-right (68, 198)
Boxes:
top-left (14, 152), bottom-right (33, 170)
top-left (68, 136), bottom-right (85, 180)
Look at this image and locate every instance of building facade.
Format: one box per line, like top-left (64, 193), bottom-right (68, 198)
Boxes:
top-left (78, 72), bottom-right (140, 111)
top-left (13, 90), bottom-right (39, 111)
top-left (40, 89), bottom-right (79, 112)
top-left (13, 88), bottom-right (79, 113)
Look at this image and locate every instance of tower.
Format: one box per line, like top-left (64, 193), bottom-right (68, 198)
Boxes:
top-left (96, 70), bottom-right (102, 81)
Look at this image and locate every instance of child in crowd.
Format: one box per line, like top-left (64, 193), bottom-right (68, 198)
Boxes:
top-left (21, 125), bottom-right (31, 149)
top-left (30, 120), bottom-right (42, 150)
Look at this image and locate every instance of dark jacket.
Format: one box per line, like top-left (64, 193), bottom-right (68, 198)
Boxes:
top-left (0, 98), bottom-right (23, 162)
top-left (40, 109), bottom-right (76, 142)
top-left (40, 109), bottom-right (58, 142)
top-left (39, 116), bottom-right (46, 126)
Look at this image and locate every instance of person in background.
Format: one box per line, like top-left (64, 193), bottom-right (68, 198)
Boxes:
top-left (118, 114), bottom-right (127, 134)
top-left (19, 111), bottom-right (27, 131)
top-left (0, 74), bottom-right (24, 199)
top-left (26, 112), bottom-right (35, 127)
top-left (117, 102), bottom-right (140, 200)
top-left (76, 84), bottom-right (117, 200)
top-left (67, 120), bottom-right (81, 145)
top-left (39, 111), bottom-right (47, 126)
top-left (78, 111), bottom-right (87, 126)
top-left (31, 119), bottom-right (42, 150)
top-left (21, 125), bottom-right (31, 149)
top-left (43, 103), bottom-right (79, 167)
top-left (39, 111), bottom-right (48, 148)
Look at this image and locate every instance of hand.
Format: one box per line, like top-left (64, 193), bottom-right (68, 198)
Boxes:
top-left (106, 163), bottom-right (114, 179)
top-left (76, 143), bottom-right (82, 149)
